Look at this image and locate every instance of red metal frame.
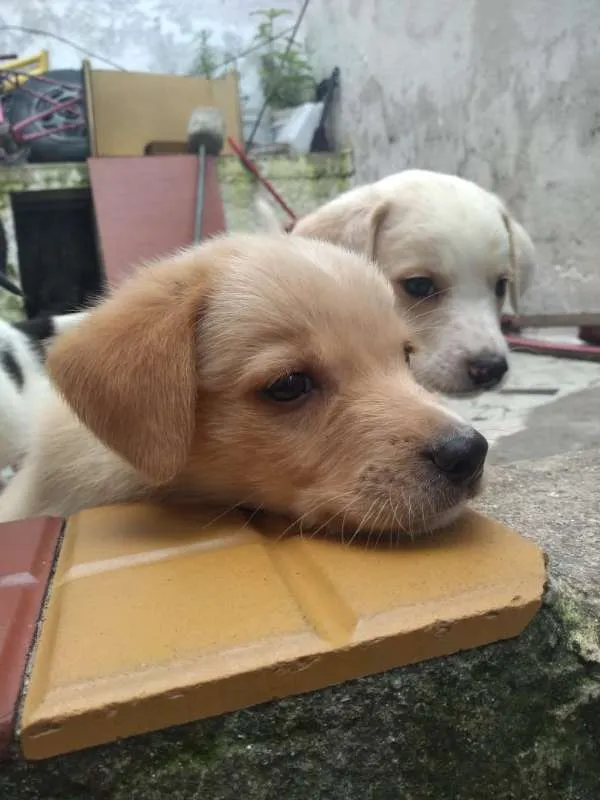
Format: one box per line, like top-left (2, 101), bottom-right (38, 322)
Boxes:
top-left (227, 135), bottom-right (298, 223)
top-left (502, 315), bottom-right (600, 362)
top-left (505, 332), bottom-right (600, 362)
top-left (0, 67), bottom-right (85, 156)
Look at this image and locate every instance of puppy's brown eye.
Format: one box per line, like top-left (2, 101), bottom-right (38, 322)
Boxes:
top-left (495, 278), bottom-right (508, 299)
top-left (262, 372), bottom-right (314, 403)
top-left (402, 277), bottom-right (437, 299)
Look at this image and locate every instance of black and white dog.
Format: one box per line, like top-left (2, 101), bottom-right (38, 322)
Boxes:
top-left (0, 312), bottom-right (87, 484)
top-left (0, 213), bottom-right (90, 484)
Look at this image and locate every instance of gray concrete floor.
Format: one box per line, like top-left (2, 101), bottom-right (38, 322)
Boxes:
top-left (446, 329), bottom-right (600, 465)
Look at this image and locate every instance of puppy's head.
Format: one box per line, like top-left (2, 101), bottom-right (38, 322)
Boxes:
top-left (293, 171), bottom-right (537, 396)
top-left (47, 234), bottom-right (488, 537)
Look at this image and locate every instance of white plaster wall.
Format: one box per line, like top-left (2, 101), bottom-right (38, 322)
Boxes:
top-left (304, 0), bottom-right (600, 313)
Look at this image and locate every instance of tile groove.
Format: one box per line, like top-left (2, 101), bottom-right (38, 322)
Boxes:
top-left (265, 538), bottom-right (357, 646)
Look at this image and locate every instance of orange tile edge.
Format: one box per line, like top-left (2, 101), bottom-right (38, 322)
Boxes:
top-left (20, 599), bottom-right (541, 760)
top-left (18, 507), bottom-right (546, 760)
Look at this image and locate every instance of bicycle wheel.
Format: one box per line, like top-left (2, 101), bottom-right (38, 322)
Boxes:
top-left (8, 68), bottom-right (89, 163)
top-left (0, 121), bottom-right (30, 164)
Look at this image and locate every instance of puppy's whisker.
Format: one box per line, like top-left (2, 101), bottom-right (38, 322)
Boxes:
top-left (307, 495), bottom-right (362, 540)
top-left (406, 317), bottom-right (453, 333)
top-left (307, 513), bottom-right (338, 540)
top-left (405, 287), bottom-right (451, 317)
top-left (390, 501), bottom-right (406, 546)
top-left (420, 495), bottom-right (430, 536)
top-left (388, 490), bottom-right (406, 535)
top-left (200, 497), bottom-right (256, 530)
top-left (347, 497), bottom-right (380, 547)
top-left (241, 504), bottom-right (264, 530)
top-left (276, 491), bottom-right (355, 540)
top-left (364, 501), bottom-right (388, 549)
top-left (407, 290), bottom-right (447, 319)
top-left (404, 321), bottom-right (444, 334)
top-left (406, 490), bottom-right (414, 535)
top-left (308, 497), bottom-right (360, 543)
top-left (340, 507), bottom-right (350, 544)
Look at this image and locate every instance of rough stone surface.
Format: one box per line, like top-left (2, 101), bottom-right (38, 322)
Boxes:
top-left (479, 449), bottom-right (600, 624)
top-left (1, 449), bottom-right (599, 799)
top-left (0, 602), bottom-right (597, 800)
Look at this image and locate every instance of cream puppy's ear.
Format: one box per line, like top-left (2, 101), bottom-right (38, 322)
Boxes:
top-left (501, 212), bottom-right (537, 312)
top-left (293, 200), bottom-right (391, 261)
top-left (45, 251), bottom-right (218, 484)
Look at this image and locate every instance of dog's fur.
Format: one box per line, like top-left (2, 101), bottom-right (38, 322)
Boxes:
top-left (0, 234), bottom-right (486, 534)
top-left (258, 169), bottom-right (537, 395)
top-left (0, 312), bottom-right (87, 482)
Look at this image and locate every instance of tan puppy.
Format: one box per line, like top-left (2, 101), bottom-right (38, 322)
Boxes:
top-left (0, 234), bottom-right (487, 535)
top-left (260, 170), bottom-right (537, 395)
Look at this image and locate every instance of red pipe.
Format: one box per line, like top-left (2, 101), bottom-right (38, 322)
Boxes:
top-left (227, 136), bottom-right (297, 223)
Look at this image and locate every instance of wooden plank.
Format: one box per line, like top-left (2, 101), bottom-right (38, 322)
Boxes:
top-left (88, 155), bottom-right (226, 285)
top-left (88, 69), bottom-right (241, 158)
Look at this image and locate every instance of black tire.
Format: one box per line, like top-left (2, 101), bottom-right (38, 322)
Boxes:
top-left (7, 68), bottom-right (89, 163)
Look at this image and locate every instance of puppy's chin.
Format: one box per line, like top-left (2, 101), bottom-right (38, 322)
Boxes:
top-left (301, 501), bottom-right (466, 541)
top-left (423, 503), bottom-right (466, 533)
top-left (408, 362), bottom-right (465, 397)
top-left (423, 474), bottom-right (486, 533)
top-left (287, 481), bottom-right (484, 542)
top-left (411, 364), bottom-right (508, 397)
top-left (415, 473), bottom-right (485, 533)
top-left (467, 471), bottom-right (486, 499)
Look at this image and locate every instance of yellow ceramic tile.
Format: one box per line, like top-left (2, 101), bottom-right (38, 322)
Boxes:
top-left (20, 505), bottom-right (545, 760)
top-left (291, 512), bottom-right (538, 631)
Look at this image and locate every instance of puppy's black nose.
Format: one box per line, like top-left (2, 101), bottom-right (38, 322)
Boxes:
top-left (427, 430), bottom-right (488, 485)
top-left (467, 353), bottom-right (508, 389)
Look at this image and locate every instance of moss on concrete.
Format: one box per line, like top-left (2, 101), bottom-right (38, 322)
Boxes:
top-left (550, 583), bottom-right (600, 664)
top-left (0, 164), bottom-right (89, 195)
top-left (2, 591), bottom-right (598, 800)
top-left (218, 150), bottom-right (354, 233)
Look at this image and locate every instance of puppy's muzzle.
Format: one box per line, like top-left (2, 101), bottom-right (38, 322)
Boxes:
top-left (425, 429), bottom-right (488, 486)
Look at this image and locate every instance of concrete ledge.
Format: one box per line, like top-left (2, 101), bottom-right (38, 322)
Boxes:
top-left (218, 150), bottom-right (355, 183)
top-left (1, 449), bottom-right (599, 799)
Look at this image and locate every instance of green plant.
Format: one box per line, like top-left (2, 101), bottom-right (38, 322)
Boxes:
top-left (190, 29), bottom-right (220, 78)
top-left (251, 8), bottom-right (315, 110)
top-left (189, 29), bottom-right (249, 112)
top-left (221, 32), bottom-right (245, 75)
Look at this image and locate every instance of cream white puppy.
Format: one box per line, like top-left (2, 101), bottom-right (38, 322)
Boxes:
top-left (260, 170), bottom-right (536, 395)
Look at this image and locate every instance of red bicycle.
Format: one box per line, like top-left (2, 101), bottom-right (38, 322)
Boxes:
top-left (0, 52), bottom-right (88, 165)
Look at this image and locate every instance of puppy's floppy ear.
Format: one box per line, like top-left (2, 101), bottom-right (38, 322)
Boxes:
top-left (293, 200), bottom-right (391, 261)
top-left (46, 251), bottom-right (216, 484)
top-left (501, 212), bottom-right (537, 313)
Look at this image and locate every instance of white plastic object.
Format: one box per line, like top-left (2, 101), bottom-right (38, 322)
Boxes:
top-left (273, 101), bottom-right (324, 154)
